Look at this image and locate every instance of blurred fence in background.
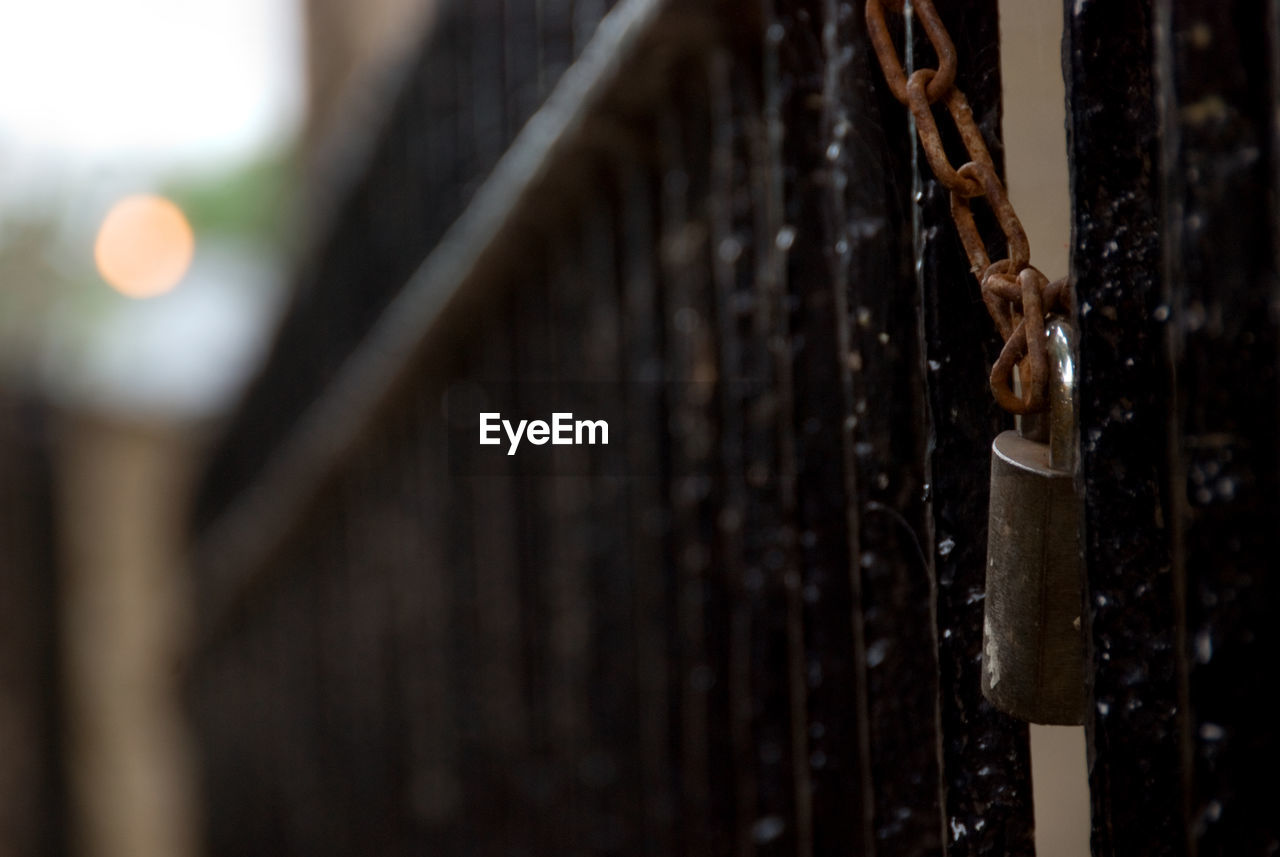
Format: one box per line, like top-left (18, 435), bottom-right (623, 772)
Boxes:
top-left (186, 1), bottom-right (1279, 856)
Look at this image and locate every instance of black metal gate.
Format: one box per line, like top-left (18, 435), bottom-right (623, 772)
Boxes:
top-left (188, 1), bottom-right (1279, 855)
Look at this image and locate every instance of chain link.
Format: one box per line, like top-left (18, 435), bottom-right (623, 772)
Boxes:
top-left (865, 0), bottom-right (1071, 415)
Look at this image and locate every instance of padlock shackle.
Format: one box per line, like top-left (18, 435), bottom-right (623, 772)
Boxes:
top-left (1046, 319), bottom-right (1077, 472)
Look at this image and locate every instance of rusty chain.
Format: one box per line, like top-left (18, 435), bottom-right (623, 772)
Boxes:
top-left (865, 0), bottom-right (1072, 415)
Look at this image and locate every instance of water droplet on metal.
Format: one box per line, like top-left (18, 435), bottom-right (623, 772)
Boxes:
top-left (752, 816), bottom-right (786, 844)
top-left (718, 236), bottom-right (743, 263)
top-left (867, 638), bottom-right (889, 667)
top-left (1199, 723), bottom-right (1225, 741)
top-left (674, 307), bottom-right (699, 334)
top-left (1195, 630), bottom-right (1213, 663)
top-left (775, 225), bottom-right (796, 250)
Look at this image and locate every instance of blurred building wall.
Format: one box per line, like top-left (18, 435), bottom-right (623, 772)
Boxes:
top-left (55, 415), bottom-right (201, 857)
top-left (303, 0), bottom-right (439, 159)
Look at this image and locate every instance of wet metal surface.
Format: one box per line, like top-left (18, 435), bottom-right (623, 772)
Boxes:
top-left (1064, 3), bottom-right (1184, 855)
top-left (1156, 2), bottom-right (1280, 855)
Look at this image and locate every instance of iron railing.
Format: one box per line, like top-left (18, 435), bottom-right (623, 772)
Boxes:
top-left (188, 1), bottom-right (1280, 855)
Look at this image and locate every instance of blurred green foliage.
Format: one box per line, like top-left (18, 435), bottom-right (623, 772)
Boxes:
top-left (0, 211), bottom-right (69, 372)
top-left (162, 144), bottom-right (300, 252)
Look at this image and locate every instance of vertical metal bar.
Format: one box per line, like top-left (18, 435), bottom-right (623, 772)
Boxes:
top-left (577, 189), bottom-right (641, 853)
top-left (760, 5), bottom-right (814, 855)
top-left (658, 96), bottom-right (717, 857)
top-left (538, 0), bottom-right (575, 99)
top-left (508, 246), bottom-right (557, 857)
top-left (504, 0), bottom-right (542, 138)
top-left (617, 156), bottom-right (679, 857)
top-left (465, 303), bottom-right (527, 855)
top-left (706, 47), bottom-right (759, 857)
top-left (470, 0), bottom-right (508, 172)
top-left (840, 3), bottom-right (949, 855)
top-left (679, 66), bottom-right (740, 857)
top-left (1156, 2), bottom-right (1280, 854)
top-left (1062, 2), bottom-right (1185, 856)
top-left (908, 1), bottom-right (1037, 854)
top-left (542, 233), bottom-right (593, 855)
top-left (397, 387), bottom-right (460, 851)
top-left (773, 2), bottom-right (886, 855)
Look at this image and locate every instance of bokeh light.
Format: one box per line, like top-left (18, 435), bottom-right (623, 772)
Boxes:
top-left (93, 195), bottom-right (196, 299)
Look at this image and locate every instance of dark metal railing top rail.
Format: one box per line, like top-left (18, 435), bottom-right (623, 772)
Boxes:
top-left (192, 0), bottom-right (629, 536)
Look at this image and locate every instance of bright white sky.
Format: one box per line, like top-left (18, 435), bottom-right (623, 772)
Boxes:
top-left (0, 0), bottom-right (306, 418)
top-left (0, 0), bottom-right (303, 174)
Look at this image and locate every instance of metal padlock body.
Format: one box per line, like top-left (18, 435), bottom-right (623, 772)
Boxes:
top-left (981, 321), bottom-right (1086, 725)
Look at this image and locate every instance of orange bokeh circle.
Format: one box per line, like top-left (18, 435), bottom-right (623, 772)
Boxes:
top-left (94, 194), bottom-right (195, 299)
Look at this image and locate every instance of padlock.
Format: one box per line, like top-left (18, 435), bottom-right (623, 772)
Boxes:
top-left (981, 318), bottom-right (1086, 725)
